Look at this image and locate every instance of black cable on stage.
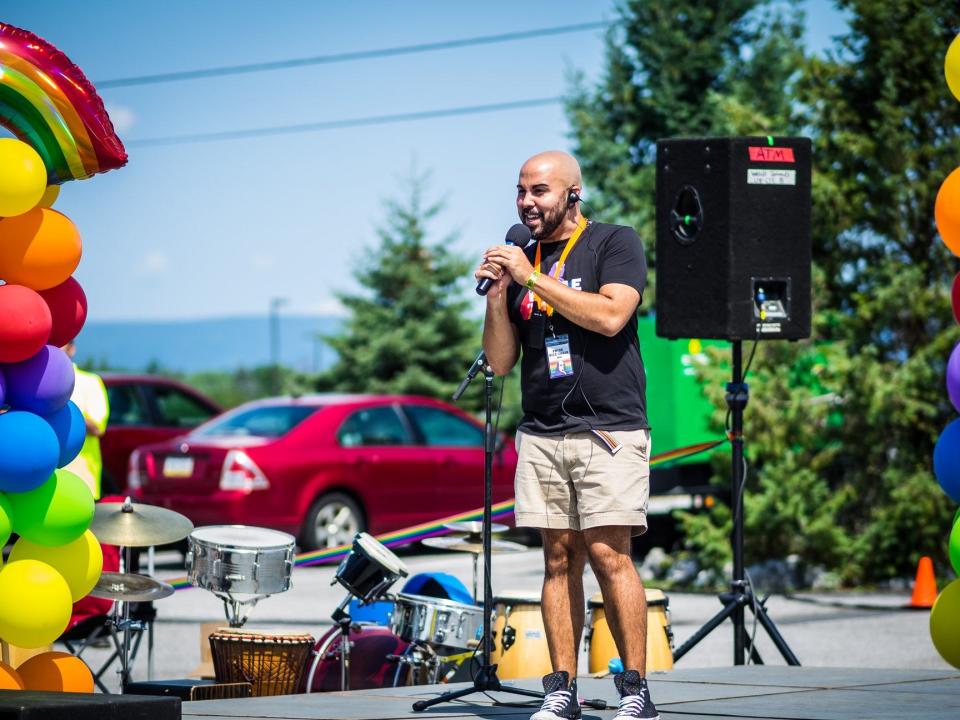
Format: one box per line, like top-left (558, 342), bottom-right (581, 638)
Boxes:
top-left (126, 97), bottom-right (562, 147)
top-left (95, 21), bottom-right (612, 88)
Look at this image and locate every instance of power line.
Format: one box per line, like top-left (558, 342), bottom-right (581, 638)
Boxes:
top-left (96, 21), bottom-right (612, 88)
top-left (127, 97), bottom-right (564, 147)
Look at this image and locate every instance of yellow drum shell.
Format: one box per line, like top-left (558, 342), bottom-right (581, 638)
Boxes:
top-left (586, 588), bottom-right (673, 673)
top-left (490, 592), bottom-right (553, 680)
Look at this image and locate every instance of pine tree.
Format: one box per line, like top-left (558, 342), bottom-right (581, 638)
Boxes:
top-left (318, 174), bottom-right (484, 407)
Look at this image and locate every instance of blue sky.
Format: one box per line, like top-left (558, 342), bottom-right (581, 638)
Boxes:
top-left (2, 0), bottom-right (846, 322)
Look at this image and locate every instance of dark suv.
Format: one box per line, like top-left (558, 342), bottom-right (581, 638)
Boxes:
top-left (100, 374), bottom-right (222, 494)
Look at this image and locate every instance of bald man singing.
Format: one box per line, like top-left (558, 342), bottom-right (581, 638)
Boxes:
top-left (477, 151), bottom-right (659, 720)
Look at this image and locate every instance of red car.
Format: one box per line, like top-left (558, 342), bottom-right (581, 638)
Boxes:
top-left (100, 374), bottom-right (223, 495)
top-left (127, 394), bottom-right (517, 549)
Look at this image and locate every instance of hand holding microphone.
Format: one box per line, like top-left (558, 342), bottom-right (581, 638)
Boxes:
top-left (475, 223), bottom-right (533, 296)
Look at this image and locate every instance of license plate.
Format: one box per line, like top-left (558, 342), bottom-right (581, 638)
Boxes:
top-left (163, 456), bottom-right (194, 477)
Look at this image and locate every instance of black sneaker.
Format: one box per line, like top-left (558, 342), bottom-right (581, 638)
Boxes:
top-left (530, 670), bottom-right (581, 720)
top-left (613, 670), bottom-right (659, 719)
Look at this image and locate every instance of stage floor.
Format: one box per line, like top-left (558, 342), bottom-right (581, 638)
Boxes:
top-left (180, 666), bottom-right (960, 719)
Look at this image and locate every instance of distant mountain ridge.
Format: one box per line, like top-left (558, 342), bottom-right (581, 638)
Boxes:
top-left (75, 315), bottom-right (342, 373)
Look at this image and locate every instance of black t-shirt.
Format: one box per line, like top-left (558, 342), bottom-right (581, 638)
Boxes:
top-left (506, 221), bottom-right (649, 436)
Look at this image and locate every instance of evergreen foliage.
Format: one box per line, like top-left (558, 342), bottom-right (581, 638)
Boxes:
top-left (568, 0), bottom-right (960, 583)
top-left (317, 173), bottom-right (486, 411)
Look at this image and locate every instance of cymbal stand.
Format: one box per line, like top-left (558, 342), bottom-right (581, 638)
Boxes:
top-left (332, 594), bottom-right (354, 691)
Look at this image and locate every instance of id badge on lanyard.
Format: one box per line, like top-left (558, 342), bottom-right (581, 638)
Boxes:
top-left (546, 333), bottom-right (574, 379)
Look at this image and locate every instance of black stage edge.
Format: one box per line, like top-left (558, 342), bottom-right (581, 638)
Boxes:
top-left (0, 689), bottom-right (179, 720)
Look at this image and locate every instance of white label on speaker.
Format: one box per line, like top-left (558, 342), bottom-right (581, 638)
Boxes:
top-left (747, 169), bottom-right (796, 185)
top-left (759, 322), bottom-right (782, 333)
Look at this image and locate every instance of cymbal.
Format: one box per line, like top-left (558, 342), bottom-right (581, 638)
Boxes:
top-left (91, 498), bottom-right (194, 547)
top-left (422, 535), bottom-right (527, 555)
top-left (443, 521), bottom-right (508, 536)
top-left (90, 572), bottom-right (175, 602)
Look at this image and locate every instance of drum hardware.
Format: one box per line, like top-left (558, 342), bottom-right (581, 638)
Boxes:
top-left (317, 532), bottom-right (409, 692)
top-left (186, 525), bottom-right (296, 627)
top-left (421, 530), bottom-right (526, 602)
top-left (88, 498), bottom-right (191, 690)
top-left (390, 593), bottom-right (484, 655)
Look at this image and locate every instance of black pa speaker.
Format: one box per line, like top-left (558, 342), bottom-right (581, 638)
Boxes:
top-left (655, 136), bottom-right (811, 341)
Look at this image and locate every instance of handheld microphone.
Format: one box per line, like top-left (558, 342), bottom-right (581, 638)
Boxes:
top-left (476, 223), bottom-right (533, 296)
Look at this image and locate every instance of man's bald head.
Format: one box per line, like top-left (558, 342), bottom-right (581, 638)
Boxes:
top-left (516, 150), bottom-right (584, 241)
top-left (519, 150), bottom-right (582, 190)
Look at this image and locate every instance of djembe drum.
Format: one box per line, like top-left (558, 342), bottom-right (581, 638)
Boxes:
top-left (210, 627), bottom-right (314, 696)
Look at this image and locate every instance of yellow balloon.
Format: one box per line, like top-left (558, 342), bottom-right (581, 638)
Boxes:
top-left (947, 33), bottom-right (960, 103)
top-left (8, 530), bottom-right (102, 601)
top-left (0, 139), bottom-right (47, 217)
top-left (930, 578), bottom-right (960, 669)
top-left (0, 559), bottom-right (72, 648)
top-left (36, 185), bottom-right (60, 209)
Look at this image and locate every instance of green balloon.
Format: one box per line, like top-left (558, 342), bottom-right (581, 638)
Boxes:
top-left (952, 513), bottom-right (960, 577)
top-left (7, 469), bottom-right (94, 547)
top-left (0, 493), bottom-right (12, 548)
top-left (931, 579), bottom-right (960, 669)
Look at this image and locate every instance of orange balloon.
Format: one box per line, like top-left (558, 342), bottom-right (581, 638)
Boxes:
top-left (17, 651), bottom-right (93, 693)
top-left (937, 167), bottom-right (960, 257)
top-left (0, 661), bottom-right (24, 690)
top-left (0, 208), bottom-right (82, 290)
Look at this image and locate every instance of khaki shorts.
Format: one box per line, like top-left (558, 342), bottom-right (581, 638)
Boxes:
top-left (513, 428), bottom-right (651, 535)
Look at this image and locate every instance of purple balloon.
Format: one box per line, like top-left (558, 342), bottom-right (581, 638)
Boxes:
top-left (0, 366), bottom-right (5, 406)
top-left (949, 342), bottom-right (960, 414)
top-left (2, 345), bottom-right (75, 415)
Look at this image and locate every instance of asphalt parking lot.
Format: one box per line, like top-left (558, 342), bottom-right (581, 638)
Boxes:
top-left (59, 546), bottom-right (951, 694)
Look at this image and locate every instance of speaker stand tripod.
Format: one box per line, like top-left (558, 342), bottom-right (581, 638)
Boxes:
top-left (672, 340), bottom-right (800, 666)
top-left (412, 353), bottom-right (544, 711)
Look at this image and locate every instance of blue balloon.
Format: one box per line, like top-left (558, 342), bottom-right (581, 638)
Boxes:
top-left (0, 410), bottom-right (59, 493)
top-left (43, 401), bottom-right (86, 467)
top-left (934, 419), bottom-right (960, 503)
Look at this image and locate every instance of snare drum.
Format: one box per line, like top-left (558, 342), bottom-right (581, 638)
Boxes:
top-left (209, 627), bottom-right (314, 696)
top-left (391, 593), bottom-right (483, 653)
top-left (187, 526), bottom-right (295, 598)
top-left (586, 589), bottom-right (673, 673)
top-left (335, 533), bottom-right (409, 602)
top-left (304, 624), bottom-right (412, 692)
top-left (490, 591), bottom-right (552, 679)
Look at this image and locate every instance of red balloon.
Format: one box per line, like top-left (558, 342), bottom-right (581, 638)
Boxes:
top-left (0, 284), bottom-right (51, 362)
top-left (38, 277), bottom-right (87, 347)
top-left (952, 272), bottom-right (960, 326)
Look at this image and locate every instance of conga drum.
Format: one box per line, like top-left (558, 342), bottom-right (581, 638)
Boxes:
top-left (210, 627), bottom-right (314, 696)
top-left (490, 591), bottom-right (553, 679)
top-left (586, 589), bottom-right (673, 673)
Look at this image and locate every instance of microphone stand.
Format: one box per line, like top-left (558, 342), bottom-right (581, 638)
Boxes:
top-left (412, 351), bottom-right (544, 711)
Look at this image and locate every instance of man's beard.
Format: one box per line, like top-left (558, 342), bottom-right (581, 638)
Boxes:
top-left (529, 197), bottom-right (567, 240)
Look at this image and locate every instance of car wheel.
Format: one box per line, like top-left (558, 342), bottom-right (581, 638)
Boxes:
top-left (301, 492), bottom-right (364, 551)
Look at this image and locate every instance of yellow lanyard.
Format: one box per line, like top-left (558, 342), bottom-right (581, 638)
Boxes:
top-left (532, 216), bottom-right (588, 316)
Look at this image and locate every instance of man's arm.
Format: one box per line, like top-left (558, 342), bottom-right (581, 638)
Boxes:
top-left (482, 245), bottom-right (640, 337)
top-left (476, 258), bottom-right (520, 376)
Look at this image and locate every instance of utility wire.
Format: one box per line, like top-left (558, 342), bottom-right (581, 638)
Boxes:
top-left (127, 96), bottom-right (563, 147)
top-left (95, 21), bottom-right (612, 88)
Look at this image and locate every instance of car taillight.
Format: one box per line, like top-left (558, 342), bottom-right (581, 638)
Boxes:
top-left (127, 449), bottom-right (145, 491)
top-left (220, 450), bottom-right (270, 493)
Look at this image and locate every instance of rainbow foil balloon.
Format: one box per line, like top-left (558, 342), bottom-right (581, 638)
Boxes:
top-left (0, 22), bottom-right (127, 184)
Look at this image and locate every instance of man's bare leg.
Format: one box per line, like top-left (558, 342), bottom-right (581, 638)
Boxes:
top-left (540, 528), bottom-right (588, 677)
top-left (584, 525), bottom-right (647, 674)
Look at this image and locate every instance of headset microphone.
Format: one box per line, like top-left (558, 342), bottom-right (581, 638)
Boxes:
top-left (476, 223), bottom-right (533, 296)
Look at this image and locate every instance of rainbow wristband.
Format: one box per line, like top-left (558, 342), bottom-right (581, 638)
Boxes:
top-left (525, 270), bottom-right (541, 290)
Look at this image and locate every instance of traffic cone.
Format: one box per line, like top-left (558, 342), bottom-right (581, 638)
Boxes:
top-left (908, 556), bottom-right (938, 609)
